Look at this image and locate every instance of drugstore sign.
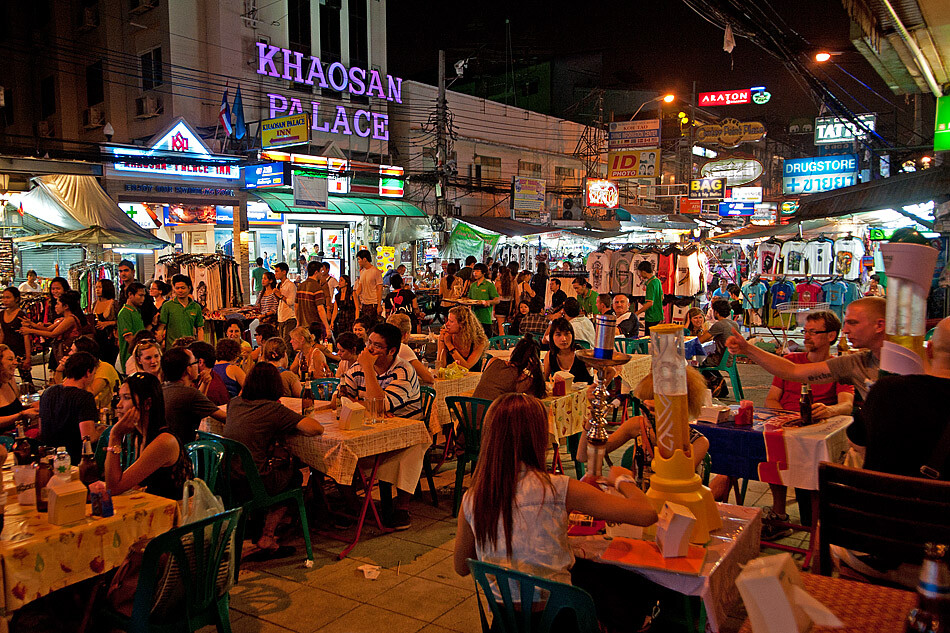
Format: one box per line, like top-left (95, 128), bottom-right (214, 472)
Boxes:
top-left (782, 155), bottom-right (858, 195)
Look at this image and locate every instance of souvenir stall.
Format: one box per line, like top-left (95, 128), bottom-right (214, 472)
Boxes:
top-left (69, 260), bottom-right (121, 310)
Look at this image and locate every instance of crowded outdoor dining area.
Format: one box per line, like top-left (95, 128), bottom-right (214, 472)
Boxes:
top-left (0, 231), bottom-right (946, 633)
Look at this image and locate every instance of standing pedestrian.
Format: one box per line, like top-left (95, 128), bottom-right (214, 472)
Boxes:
top-left (354, 249), bottom-right (383, 327)
top-left (117, 283), bottom-right (146, 369)
top-left (251, 257), bottom-right (267, 301)
top-left (635, 261), bottom-right (664, 334)
top-left (331, 274), bottom-right (356, 341)
top-left (467, 264), bottom-right (500, 339)
top-left (116, 259), bottom-right (136, 307)
top-left (159, 274), bottom-right (204, 349)
top-left (273, 262), bottom-right (297, 349)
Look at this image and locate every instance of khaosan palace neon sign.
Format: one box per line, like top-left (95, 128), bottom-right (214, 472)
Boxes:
top-left (258, 43), bottom-right (402, 141)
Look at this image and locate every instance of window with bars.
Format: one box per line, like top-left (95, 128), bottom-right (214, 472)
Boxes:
top-left (140, 47), bottom-right (163, 91)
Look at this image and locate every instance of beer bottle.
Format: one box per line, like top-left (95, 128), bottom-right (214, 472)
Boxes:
top-left (799, 384), bottom-right (813, 426)
top-left (79, 436), bottom-right (100, 489)
top-left (35, 451), bottom-right (53, 512)
top-left (300, 367), bottom-right (315, 417)
top-left (12, 421), bottom-right (33, 466)
top-left (906, 543), bottom-right (950, 633)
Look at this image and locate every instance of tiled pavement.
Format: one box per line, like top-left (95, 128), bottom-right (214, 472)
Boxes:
top-left (204, 360), bottom-right (814, 633)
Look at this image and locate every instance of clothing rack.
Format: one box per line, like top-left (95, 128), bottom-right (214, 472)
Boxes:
top-left (68, 260), bottom-right (119, 310)
top-left (155, 253), bottom-right (244, 312)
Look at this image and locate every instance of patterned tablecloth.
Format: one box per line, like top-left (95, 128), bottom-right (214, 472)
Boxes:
top-left (739, 573), bottom-right (916, 633)
top-left (286, 409), bottom-right (432, 486)
top-left (618, 354), bottom-right (652, 392)
top-left (571, 503), bottom-right (761, 633)
top-left (430, 372), bottom-right (481, 435)
top-left (693, 410), bottom-right (852, 490)
top-left (0, 486), bottom-right (178, 619)
top-left (542, 388), bottom-right (589, 442)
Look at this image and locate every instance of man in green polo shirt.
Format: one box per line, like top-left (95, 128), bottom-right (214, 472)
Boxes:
top-left (117, 282), bottom-right (146, 367)
top-left (467, 263), bottom-right (500, 339)
top-left (572, 277), bottom-right (599, 316)
top-left (635, 260), bottom-right (664, 334)
top-left (160, 274), bottom-right (205, 348)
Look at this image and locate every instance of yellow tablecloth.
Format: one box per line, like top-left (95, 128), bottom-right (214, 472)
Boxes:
top-left (0, 488), bottom-right (177, 617)
top-left (619, 354), bottom-right (652, 392)
top-left (430, 372), bottom-right (481, 435)
top-left (543, 388), bottom-right (589, 442)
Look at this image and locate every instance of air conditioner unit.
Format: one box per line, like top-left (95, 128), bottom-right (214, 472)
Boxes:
top-left (78, 6), bottom-right (99, 31)
top-left (81, 105), bottom-right (105, 130)
top-left (134, 96), bottom-right (162, 119)
top-left (37, 121), bottom-right (54, 137)
top-left (559, 196), bottom-right (582, 220)
top-left (130, 0), bottom-right (158, 15)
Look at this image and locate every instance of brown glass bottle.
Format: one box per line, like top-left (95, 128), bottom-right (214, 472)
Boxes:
top-left (78, 436), bottom-right (100, 489)
top-left (12, 422), bottom-right (32, 466)
top-left (35, 452), bottom-right (53, 512)
top-left (799, 384), bottom-right (813, 426)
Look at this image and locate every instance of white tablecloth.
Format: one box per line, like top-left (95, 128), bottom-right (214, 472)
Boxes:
top-left (571, 504), bottom-right (761, 632)
top-left (618, 354), bottom-right (652, 392)
top-left (762, 415), bottom-right (852, 490)
top-left (430, 372), bottom-right (482, 434)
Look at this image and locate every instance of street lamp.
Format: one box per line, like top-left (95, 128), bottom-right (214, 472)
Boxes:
top-left (630, 93), bottom-right (675, 120)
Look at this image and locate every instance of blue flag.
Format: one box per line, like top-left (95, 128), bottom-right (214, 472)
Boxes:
top-left (232, 86), bottom-right (246, 140)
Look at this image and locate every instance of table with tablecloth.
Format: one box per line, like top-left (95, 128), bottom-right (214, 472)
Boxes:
top-left (429, 372), bottom-right (481, 435)
top-left (571, 503), bottom-right (761, 633)
top-left (618, 353), bottom-right (653, 392)
top-left (693, 409), bottom-right (852, 490)
top-left (738, 572), bottom-right (916, 633)
top-left (0, 486), bottom-right (177, 625)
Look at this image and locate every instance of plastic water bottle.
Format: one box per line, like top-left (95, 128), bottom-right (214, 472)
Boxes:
top-left (53, 446), bottom-right (71, 480)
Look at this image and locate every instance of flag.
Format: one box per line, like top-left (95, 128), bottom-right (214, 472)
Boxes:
top-left (232, 86), bottom-right (246, 140)
top-left (17, 202), bottom-right (23, 217)
top-left (219, 90), bottom-right (233, 136)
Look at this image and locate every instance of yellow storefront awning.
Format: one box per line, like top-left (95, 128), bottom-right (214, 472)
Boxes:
top-left (251, 191), bottom-right (425, 217)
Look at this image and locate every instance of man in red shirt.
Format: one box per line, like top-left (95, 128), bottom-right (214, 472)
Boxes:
top-left (761, 310), bottom-right (854, 539)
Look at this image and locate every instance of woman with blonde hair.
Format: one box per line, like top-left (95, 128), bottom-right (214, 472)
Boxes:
top-left (684, 307), bottom-right (707, 337)
top-left (130, 339), bottom-right (163, 380)
top-left (437, 305), bottom-right (488, 371)
top-left (453, 394), bottom-right (656, 607)
top-left (263, 337), bottom-right (302, 397)
top-left (288, 326), bottom-right (329, 379)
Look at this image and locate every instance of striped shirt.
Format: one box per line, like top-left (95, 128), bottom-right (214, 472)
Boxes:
top-left (341, 356), bottom-right (421, 418)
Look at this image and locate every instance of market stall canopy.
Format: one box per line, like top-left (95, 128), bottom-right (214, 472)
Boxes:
top-left (250, 191), bottom-right (424, 217)
top-left (21, 174), bottom-right (164, 244)
top-left (459, 216), bottom-right (554, 237)
top-left (794, 165), bottom-right (950, 223)
top-left (384, 216), bottom-right (430, 245)
top-left (15, 225), bottom-right (171, 248)
top-left (707, 219), bottom-right (836, 241)
top-left (623, 214), bottom-right (697, 230)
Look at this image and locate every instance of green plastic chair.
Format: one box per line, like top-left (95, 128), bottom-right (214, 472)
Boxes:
top-left (615, 337), bottom-right (649, 354)
top-left (445, 396), bottom-right (493, 517)
top-left (326, 361), bottom-right (338, 376)
top-left (94, 425), bottom-right (139, 471)
top-left (97, 507), bottom-right (242, 633)
top-left (416, 386), bottom-right (439, 506)
top-left (926, 327), bottom-right (936, 342)
top-left (502, 322), bottom-right (511, 335)
top-left (311, 378), bottom-right (340, 401)
top-left (487, 335), bottom-right (522, 350)
top-left (467, 559), bottom-right (599, 633)
top-left (575, 340), bottom-right (591, 350)
top-left (186, 440), bottom-right (226, 497)
top-left (196, 431), bottom-right (313, 569)
top-left (697, 350), bottom-right (744, 400)
top-left (0, 435), bottom-right (13, 450)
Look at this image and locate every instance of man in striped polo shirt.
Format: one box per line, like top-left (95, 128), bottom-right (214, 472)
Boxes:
top-left (339, 322), bottom-right (422, 529)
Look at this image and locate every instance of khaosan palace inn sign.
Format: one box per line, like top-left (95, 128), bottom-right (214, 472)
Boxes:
top-left (257, 43), bottom-right (402, 141)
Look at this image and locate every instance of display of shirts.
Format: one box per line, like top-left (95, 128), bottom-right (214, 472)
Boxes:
top-left (741, 280), bottom-right (768, 309)
top-left (670, 303), bottom-right (691, 324)
top-left (758, 242), bottom-right (782, 275)
top-left (611, 252), bottom-right (635, 296)
top-left (821, 280), bottom-right (847, 306)
top-left (586, 252), bottom-right (612, 295)
top-left (795, 282), bottom-right (823, 304)
top-left (833, 237), bottom-right (865, 280)
top-left (780, 240), bottom-right (807, 275)
top-left (629, 251), bottom-right (658, 297)
top-left (770, 280), bottom-right (795, 309)
top-left (803, 240), bottom-right (834, 276)
top-left (657, 250), bottom-right (677, 295)
top-left (674, 250), bottom-right (702, 296)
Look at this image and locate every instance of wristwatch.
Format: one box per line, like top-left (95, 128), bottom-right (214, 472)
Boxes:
top-left (613, 474), bottom-right (637, 490)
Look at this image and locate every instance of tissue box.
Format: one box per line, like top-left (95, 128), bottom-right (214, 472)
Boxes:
top-left (655, 502), bottom-right (696, 558)
top-left (552, 371), bottom-right (574, 396)
top-left (340, 398), bottom-right (365, 430)
top-left (699, 405), bottom-right (731, 424)
top-left (605, 522), bottom-right (644, 539)
top-left (47, 478), bottom-right (88, 525)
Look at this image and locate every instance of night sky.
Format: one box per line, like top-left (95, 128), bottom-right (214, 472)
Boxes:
top-left (388, 0), bottom-right (905, 124)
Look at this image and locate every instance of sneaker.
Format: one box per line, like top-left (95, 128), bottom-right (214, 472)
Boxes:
top-left (387, 509), bottom-right (412, 531)
top-left (761, 508), bottom-right (792, 541)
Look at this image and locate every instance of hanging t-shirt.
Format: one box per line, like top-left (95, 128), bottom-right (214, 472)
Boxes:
top-left (674, 250), bottom-right (702, 297)
top-left (833, 238), bottom-right (865, 280)
top-left (741, 281), bottom-right (768, 309)
top-left (844, 281), bottom-right (864, 306)
top-left (586, 252), bottom-right (612, 295)
top-left (656, 249), bottom-right (677, 295)
top-left (611, 252), bottom-right (635, 296)
top-left (821, 281), bottom-right (847, 306)
top-left (770, 280), bottom-right (795, 308)
top-left (803, 240), bottom-right (834, 276)
top-left (780, 240), bottom-right (807, 275)
top-left (629, 251), bottom-right (659, 297)
top-left (758, 242), bottom-right (782, 276)
top-left (670, 303), bottom-right (691, 324)
top-left (795, 282), bottom-right (823, 304)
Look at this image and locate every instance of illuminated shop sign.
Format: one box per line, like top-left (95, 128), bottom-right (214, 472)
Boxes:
top-left (718, 201), bottom-right (755, 216)
top-left (688, 178), bottom-right (726, 199)
top-left (586, 179), bottom-right (619, 208)
top-left (700, 158), bottom-right (763, 186)
top-left (109, 120), bottom-right (240, 180)
top-left (258, 43), bottom-right (402, 141)
top-left (814, 113), bottom-right (877, 145)
top-left (245, 163), bottom-right (287, 189)
top-left (698, 87), bottom-right (770, 106)
top-left (259, 151), bottom-right (405, 198)
top-left (261, 114), bottom-right (311, 149)
top-left (782, 155), bottom-right (858, 195)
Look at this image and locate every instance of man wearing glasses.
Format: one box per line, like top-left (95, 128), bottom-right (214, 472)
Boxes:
top-left (758, 310), bottom-right (854, 539)
top-left (160, 347), bottom-right (226, 445)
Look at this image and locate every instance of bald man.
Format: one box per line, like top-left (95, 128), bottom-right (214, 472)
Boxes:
top-left (847, 316), bottom-right (950, 480)
top-left (726, 297), bottom-right (885, 403)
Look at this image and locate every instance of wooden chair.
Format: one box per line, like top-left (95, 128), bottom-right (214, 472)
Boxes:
top-left (467, 559), bottom-right (599, 633)
top-left (697, 350), bottom-right (744, 400)
top-left (818, 463), bottom-right (950, 576)
top-left (445, 396), bottom-right (492, 517)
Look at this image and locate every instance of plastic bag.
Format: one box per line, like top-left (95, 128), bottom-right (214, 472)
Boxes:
top-left (180, 478), bottom-right (224, 525)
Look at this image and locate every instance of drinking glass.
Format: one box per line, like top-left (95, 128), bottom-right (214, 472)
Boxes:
top-left (18, 384), bottom-right (31, 407)
top-left (368, 397), bottom-right (387, 424)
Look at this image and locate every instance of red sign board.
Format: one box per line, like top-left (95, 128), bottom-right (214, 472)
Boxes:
top-left (679, 198), bottom-right (703, 214)
top-left (698, 89), bottom-right (751, 106)
top-left (586, 179), bottom-right (619, 209)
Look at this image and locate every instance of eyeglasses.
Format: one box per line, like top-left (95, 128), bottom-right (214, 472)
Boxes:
top-left (802, 329), bottom-right (831, 336)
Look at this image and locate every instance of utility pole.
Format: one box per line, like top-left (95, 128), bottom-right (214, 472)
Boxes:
top-left (436, 50), bottom-right (448, 221)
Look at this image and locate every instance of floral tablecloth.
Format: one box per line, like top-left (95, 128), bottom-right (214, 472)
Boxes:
top-left (0, 488), bottom-right (177, 620)
top-left (286, 409), bottom-right (432, 486)
top-left (542, 388), bottom-right (589, 442)
top-left (571, 503), bottom-right (761, 633)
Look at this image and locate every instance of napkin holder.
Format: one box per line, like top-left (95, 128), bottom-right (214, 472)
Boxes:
top-left (736, 553), bottom-right (843, 633)
top-left (47, 478), bottom-right (88, 525)
top-left (552, 371), bottom-right (574, 396)
top-left (340, 397), bottom-right (365, 430)
top-left (698, 405), bottom-right (731, 424)
top-left (655, 502), bottom-right (696, 558)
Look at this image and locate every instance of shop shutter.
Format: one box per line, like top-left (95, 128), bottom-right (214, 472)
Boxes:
top-left (19, 247), bottom-right (85, 278)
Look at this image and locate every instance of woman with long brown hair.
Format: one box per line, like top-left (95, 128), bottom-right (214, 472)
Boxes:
top-left (331, 274), bottom-right (356, 340)
top-left (453, 393), bottom-right (656, 586)
top-left (493, 267), bottom-right (515, 335)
